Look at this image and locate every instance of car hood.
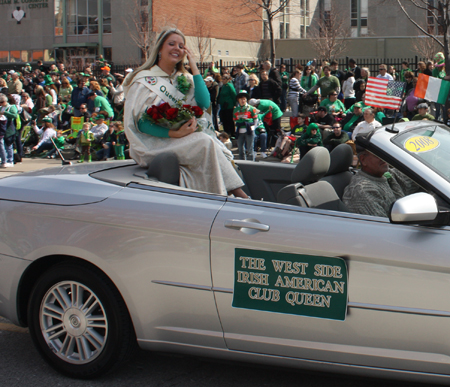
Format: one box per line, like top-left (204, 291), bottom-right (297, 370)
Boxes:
top-left (0, 161), bottom-right (133, 205)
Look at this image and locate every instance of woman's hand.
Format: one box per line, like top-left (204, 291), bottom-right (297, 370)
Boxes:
top-left (184, 47), bottom-right (200, 76)
top-left (169, 118), bottom-right (197, 138)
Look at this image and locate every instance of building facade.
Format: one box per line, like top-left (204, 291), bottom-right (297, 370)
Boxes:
top-left (276, 0), bottom-right (442, 60)
top-left (0, 0), bottom-right (264, 67)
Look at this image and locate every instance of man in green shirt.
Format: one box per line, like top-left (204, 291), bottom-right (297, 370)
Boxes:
top-left (411, 103), bottom-right (435, 121)
top-left (303, 66), bottom-right (340, 100)
top-left (87, 92), bottom-right (114, 119)
top-left (248, 98), bottom-right (283, 147)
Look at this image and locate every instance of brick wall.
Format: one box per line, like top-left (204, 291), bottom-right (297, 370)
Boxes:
top-left (152, 0), bottom-right (262, 42)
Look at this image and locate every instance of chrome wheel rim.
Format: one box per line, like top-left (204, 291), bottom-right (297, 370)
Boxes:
top-left (39, 281), bottom-right (108, 364)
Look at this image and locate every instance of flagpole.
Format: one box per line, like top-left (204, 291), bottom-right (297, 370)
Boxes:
top-left (388, 82), bottom-right (407, 133)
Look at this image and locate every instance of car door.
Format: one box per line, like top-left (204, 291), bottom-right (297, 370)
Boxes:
top-left (210, 198), bottom-right (450, 375)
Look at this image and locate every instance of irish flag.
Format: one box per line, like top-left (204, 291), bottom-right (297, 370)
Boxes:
top-left (415, 73), bottom-right (450, 104)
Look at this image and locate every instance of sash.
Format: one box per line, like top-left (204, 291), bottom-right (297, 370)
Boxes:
top-left (137, 76), bottom-right (185, 107)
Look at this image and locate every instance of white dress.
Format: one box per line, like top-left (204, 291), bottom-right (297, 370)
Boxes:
top-left (123, 65), bottom-right (243, 195)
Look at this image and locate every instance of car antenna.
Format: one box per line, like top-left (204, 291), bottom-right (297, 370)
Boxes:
top-left (386, 81), bottom-right (407, 134)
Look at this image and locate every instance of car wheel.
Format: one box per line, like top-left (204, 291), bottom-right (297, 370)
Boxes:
top-left (27, 262), bottom-right (136, 379)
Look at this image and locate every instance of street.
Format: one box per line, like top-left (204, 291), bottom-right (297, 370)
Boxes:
top-left (0, 317), bottom-right (438, 387)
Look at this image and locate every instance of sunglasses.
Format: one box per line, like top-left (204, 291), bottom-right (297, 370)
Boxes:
top-left (332, 126), bottom-right (341, 129)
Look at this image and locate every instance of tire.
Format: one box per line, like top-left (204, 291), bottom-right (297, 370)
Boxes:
top-left (27, 262), bottom-right (136, 379)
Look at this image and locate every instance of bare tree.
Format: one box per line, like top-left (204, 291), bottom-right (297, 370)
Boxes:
top-left (122, 0), bottom-right (155, 63)
top-left (191, 15), bottom-right (213, 63)
top-left (388, 0), bottom-right (450, 74)
top-left (232, 0), bottom-right (291, 64)
top-left (307, 4), bottom-right (350, 61)
top-left (412, 35), bottom-right (440, 61)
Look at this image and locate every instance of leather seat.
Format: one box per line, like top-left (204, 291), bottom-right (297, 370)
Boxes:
top-left (321, 144), bottom-right (354, 199)
top-left (277, 147), bottom-right (348, 212)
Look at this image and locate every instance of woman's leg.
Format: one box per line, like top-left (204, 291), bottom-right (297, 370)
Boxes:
top-left (288, 95), bottom-right (299, 117)
top-left (0, 137), bottom-right (7, 165)
top-left (5, 142), bottom-right (14, 164)
top-left (15, 129), bottom-right (23, 161)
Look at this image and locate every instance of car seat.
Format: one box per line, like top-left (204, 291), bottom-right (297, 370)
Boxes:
top-left (277, 147), bottom-right (348, 211)
top-left (321, 144), bottom-right (354, 199)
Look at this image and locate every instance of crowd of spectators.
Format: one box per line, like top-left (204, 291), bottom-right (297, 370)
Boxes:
top-left (0, 55), bottom-right (443, 168)
top-left (0, 59), bottom-right (130, 167)
top-left (202, 56), bottom-right (444, 163)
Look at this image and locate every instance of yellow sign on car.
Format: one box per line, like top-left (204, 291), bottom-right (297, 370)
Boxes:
top-left (405, 136), bottom-right (440, 153)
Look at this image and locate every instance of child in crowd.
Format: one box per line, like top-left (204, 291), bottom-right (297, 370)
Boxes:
top-left (111, 122), bottom-right (127, 160)
top-left (296, 123), bottom-right (323, 159)
top-left (233, 90), bottom-right (258, 160)
top-left (218, 132), bottom-right (232, 150)
top-left (46, 130), bottom-right (65, 159)
top-left (31, 117), bottom-right (57, 155)
top-left (77, 122), bottom-right (95, 163)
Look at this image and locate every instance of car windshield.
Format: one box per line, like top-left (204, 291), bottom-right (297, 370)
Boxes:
top-left (392, 124), bottom-right (450, 180)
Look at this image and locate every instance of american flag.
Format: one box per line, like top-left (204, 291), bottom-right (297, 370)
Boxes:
top-left (365, 77), bottom-right (406, 110)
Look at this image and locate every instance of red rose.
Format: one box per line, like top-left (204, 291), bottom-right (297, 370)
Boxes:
top-left (166, 108), bottom-right (179, 120)
top-left (152, 111), bottom-right (163, 121)
top-left (146, 106), bottom-right (157, 115)
top-left (192, 106), bottom-right (203, 117)
top-left (157, 102), bottom-right (171, 114)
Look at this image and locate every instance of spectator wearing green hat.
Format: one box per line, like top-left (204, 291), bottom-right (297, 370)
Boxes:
top-left (296, 123), bottom-right (323, 159)
top-left (90, 114), bottom-right (109, 141)
top-left (233, 90), bottom-right (258, 160)
top-left (44, 75), bottom-right (58, 106)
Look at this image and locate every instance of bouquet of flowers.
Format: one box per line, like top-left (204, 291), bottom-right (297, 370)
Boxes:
top-left (142, 102), bottom-right (204, 131)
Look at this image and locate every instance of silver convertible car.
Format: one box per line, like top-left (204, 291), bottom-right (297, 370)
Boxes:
top-left (1, 120), bottom-right (450, 383)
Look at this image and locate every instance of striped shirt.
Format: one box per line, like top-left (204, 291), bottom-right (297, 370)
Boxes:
top-left (288, 77), bottom-right (306, 98)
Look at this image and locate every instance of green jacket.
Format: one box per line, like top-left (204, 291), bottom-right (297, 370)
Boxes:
top-left (257, 100), bottom-right (283, 120)
top-left (53, 136), bottom-right (65, 149)
top-left (218, 83), bottom-right (237, 110)
top-left (78, 130), bottom-right (95, 146)
top-left (296, 125), bottom-right (323, 147)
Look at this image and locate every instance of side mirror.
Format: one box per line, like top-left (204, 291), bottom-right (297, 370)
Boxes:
top-left (390, 193), bottom-right (446, 226)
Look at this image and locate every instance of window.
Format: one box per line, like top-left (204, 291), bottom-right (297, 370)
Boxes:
top-left (32, 50), bottom-right (44, 61)
top-left (351, 0), bottom-right (368, 37)
top-left (104, 47), bottom-right (112, 62)
top-left (279, 0), bottom-right (290, 39)
top-left (299, 0), bottom-right (309, 38)
top-left (63, 0), bottom-right (110, 35)
top-left (54, 0), bottom-right (64, 36)
top-left (427, 0), bottom-right (444, 35)
top-left (103, 0), bottom-right (111, 33)
top-left (0, 52), bottom-right (9, 63)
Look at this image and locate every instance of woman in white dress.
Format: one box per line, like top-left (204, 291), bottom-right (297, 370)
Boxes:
top-left (123, 28), bottom-right (247, 198)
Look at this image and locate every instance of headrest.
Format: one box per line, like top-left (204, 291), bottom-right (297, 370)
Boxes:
top-left (291, 147), bottom-right (330, 184)
top-left (326, 144), bottom-right (353, 176)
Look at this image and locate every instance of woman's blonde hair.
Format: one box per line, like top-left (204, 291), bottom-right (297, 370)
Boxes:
top-left (90, 81), bottom-right (101, 91)
top-left (123, 27), bottom-right (187, 87)
top-left (248, 74), bottom-right (259, 86)
top-left (0, 78), bottom-right (6, 88)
